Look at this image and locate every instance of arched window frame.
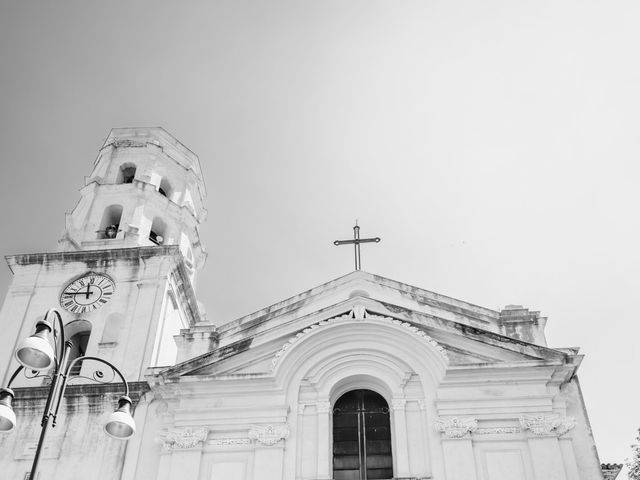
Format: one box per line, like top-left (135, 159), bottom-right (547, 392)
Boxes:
top-left (116, 163), bottom-right (137, 184)
top-left (274, 311), bottom-right (448, 480)
top-left (98, 204), bottom-right (123, 239)
top-left (332, 389), bottom-right (394, 480)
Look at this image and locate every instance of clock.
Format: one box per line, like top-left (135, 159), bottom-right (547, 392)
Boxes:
top-left (60, 273), bottom-right (115, 313)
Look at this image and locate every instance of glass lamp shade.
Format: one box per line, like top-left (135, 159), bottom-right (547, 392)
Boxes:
top-left (0, 388), bottom-right (16, 433)
top-left (104, 397), bottom-right (136, 440)
top-left (15, 333), bottom-right (55, 371)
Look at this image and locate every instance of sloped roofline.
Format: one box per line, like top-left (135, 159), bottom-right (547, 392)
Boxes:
top-left (155, 298), bottom-right (570, 381)
top-left (215, 270), bottom-right (500, 334)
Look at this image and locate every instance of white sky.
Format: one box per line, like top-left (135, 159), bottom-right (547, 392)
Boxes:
top-left (0, 0), bottom-right (638, 469)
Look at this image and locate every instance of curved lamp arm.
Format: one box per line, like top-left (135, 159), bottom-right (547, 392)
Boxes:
top-left (50, 355), bottom-right (130, 425)
top-left (5, 366), bottom-right (24, 389)
top-left (63, 356), bottom-right (129, 396)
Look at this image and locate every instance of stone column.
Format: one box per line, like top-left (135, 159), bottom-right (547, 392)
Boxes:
top-left (527, 436), bottom-right (566, 480)
top-left (157, 448), bottom-right (172, 480)
top-left (436, 417), bottom-right (478, 480)
top-left (406, 400), bottom-right (430, 478)
top-left (297, 403), bottom-right (318, 479)
top-left (316, 401), bottom-right (332, 480)
top-left (161, 427), bottom-right (208, 480)
top-left (519, 415), bottom-right (576, 480)
top-left (558, 437), bottom-right (580, 480)
top-left (249, 424), bottom-right (290, 480)
top-left (391, 398), bottom-right (411, 478)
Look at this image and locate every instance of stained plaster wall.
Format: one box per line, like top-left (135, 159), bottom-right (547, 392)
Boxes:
top-left (0, 383), bottom-right (148, 480)
top-left (136, 310), bottom-right (604, 480)
top-left (0, 247), bottom-right (195, 388)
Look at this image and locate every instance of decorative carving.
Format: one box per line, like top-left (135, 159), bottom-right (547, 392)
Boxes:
top-left (556, 417), bottom-right (577, 436)
top-left (317, 401), bottom-right (332, 414)
top-left (160, 427), bottom-right (208, 450)
top-left (351, 304), bottom-right (367, 320)
top-left (519, 415), bottom-right (576, 436)
top-left (210, 438), bottom-right (252, 446)
top-left (113, 139), bottom-right (146, 148)
top-left (435, 417), bottom-right (478, 438)
top-left (271, 309), bottom-right (449, 370)
top-left (248, 424), bottom-right (290, 446)
top-left (475, 427), bottom-right (521, 435)
top-left (391, 398), bottom-right (407, 410)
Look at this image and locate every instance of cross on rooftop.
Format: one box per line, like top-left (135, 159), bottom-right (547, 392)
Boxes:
top-left (333, 222), bottom-right (381, 271)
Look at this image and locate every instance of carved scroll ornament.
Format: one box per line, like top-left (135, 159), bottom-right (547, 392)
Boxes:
top-left (435, 417), bottom-right (478, 438)
top-left (160, 427), bottom-right (208, 450)
top-left (248, 424), bottom-right (290, 446)
top-left (519, 414), bottom-right (576, 436)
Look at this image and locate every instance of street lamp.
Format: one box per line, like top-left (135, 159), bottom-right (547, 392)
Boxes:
top-left (0, 308), bottom-right (135, 478)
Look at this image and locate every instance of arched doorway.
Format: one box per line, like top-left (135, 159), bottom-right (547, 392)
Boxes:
top-left (333, 389), bottom-right (393, 480)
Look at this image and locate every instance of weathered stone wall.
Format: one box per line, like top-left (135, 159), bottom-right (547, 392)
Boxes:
top-left (0, 382), bottom-right (148, 480)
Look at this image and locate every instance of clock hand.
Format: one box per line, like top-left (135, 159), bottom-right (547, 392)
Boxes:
top-left (72, 284), bottom-right (94, 300)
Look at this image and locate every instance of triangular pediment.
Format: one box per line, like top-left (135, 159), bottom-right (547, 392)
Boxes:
top-left (154, 272), bottom-right (576, 383)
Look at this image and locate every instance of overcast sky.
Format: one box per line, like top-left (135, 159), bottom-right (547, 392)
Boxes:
top-left (1, 0), bottom-right (638, 469)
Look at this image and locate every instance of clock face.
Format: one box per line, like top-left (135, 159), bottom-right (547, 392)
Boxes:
top-left (60, 273), bottom-right (115, 313)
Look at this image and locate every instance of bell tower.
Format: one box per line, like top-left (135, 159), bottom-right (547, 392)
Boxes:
top-left (0, 127), bottom-right (208, 387)
top-left (58, 127), bottom-right (207, 283)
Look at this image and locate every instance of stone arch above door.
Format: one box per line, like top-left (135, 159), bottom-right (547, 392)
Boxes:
top-left (274, 306), bottom-right (449, 392)
top-left (283, 307), bottom-right (442, 480)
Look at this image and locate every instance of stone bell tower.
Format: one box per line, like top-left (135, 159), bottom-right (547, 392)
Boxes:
top-left (0, 127), bottom-right (207, 388)
top-left (58, 127), bottom-right (207, 283)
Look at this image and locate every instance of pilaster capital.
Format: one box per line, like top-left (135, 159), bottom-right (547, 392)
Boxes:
top-left (248, 424), bottom-right (290, 446)
top-left (159, 426), bottom-right (208, 451)
top-left (391, 398), bottom-right (407, 411)
top-left (519, 414), bottom-right (576, 437)
top-left (435, 416), bottom-right (478, 439)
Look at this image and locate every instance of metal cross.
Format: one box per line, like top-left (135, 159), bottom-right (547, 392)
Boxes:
top-left (333, 223), bottom-right (381, 271)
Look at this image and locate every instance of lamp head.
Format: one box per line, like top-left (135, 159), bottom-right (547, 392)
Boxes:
top-left (0, 388), bottom-right (16, 433)
top-left (15, 320), bottom-right (55, 371)
top-left (104, 396), bottom-right (136, 440)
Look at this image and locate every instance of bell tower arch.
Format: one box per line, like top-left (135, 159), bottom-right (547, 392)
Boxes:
top-left (58, 127), bottom-right (207, 283)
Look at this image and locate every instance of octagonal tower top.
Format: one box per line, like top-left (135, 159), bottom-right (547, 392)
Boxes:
top-left (59, 127), bottom-right (208, 280)
top-left (99, 127), bottom-right (203, 182)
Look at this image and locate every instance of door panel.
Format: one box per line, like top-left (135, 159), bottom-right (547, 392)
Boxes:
top-left (333, 389), bottom-right (393, 480)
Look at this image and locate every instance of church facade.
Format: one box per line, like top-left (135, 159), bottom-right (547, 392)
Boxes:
top-left (0, 128), bottom-right (605, 480)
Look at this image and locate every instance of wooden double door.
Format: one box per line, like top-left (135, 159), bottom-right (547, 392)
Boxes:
top-left (332, 389), bottom-right (393, 480)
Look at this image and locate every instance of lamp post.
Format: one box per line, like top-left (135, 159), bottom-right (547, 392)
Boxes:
top-left (0, 308), bottom-right (135, 479)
